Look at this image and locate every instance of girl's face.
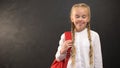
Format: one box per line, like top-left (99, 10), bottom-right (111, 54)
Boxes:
top-left (71, 7), bottom-right (90, 32)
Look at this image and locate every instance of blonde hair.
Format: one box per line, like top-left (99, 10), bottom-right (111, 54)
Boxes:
top-left (70, 3), bottom-right (93, 68)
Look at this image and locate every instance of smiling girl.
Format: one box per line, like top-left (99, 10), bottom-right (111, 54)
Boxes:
top-left (55, 3), bottom-right (103, 68)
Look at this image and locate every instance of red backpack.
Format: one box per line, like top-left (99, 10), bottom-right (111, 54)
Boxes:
top-left (51, 32), bottom-right (72, 68)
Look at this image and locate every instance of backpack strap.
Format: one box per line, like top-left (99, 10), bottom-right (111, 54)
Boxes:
top-left (65, 31), bottom-right (72, 40)
top-left (64, 31), bottom-right (72, 57)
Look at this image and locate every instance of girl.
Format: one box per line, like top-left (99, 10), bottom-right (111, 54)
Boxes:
top-left (55, 3), bottom-right (103, 68)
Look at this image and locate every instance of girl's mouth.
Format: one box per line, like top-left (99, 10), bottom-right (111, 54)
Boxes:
top-left (77, 22), bottom-right (84, 26)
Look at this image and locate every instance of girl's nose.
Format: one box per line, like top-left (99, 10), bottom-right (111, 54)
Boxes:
top-left (78, 17), bottom-right (83, 21)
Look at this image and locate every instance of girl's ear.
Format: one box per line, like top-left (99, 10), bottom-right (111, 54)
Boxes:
top-left (87, 19), bottom-right (90, 23)
top-left (70, 16), bottom-right (74, 23)
top-left (87, 17), bottom-right (90, 23)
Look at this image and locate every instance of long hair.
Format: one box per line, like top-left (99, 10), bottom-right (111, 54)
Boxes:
top-left (70, 3), bottom-right (93, 68)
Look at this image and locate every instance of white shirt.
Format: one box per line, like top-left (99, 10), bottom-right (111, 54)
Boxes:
top-left (55, 28), bottom-right (103, 68)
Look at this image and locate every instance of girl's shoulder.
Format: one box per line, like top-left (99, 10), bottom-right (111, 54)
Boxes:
top-left (59, 31), bottom-right (71, 39)
top-left (90, 30), bottom-right (100, 38)
top-left (60, 31), bottom-right (71, 36)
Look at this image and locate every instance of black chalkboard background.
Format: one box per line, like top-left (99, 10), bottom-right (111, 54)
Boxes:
top-left (0, 0), bottom-right (120, 68)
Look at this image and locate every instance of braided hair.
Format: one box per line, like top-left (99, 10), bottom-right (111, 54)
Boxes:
top-left (70, 3), bottom-right (93, 68)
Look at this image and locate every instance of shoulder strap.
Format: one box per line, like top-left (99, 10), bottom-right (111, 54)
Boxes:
top-left (64, 31), bottom-right (72, 40)
top-left (64, 31), bottom-right (72, 56)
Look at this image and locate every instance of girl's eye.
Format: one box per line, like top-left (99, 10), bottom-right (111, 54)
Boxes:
top-left (75, 15), bottom-right (80, 18)
top-left (82, 15), bottom-right (86, 18)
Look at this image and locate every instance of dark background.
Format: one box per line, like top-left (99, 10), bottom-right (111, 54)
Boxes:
top-left (0, 0), bottom-right (120, 68)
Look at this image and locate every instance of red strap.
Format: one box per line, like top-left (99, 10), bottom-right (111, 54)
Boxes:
top-left (64, 31), bottom-right (72, 56)
top-left (65, 31), bottom-right (72, 40)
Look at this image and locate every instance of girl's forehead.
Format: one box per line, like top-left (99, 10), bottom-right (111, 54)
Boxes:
top-left (72, 7), bottom-right (89, 14)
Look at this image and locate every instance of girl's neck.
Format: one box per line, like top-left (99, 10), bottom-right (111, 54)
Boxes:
top-left (75, 27), bottom-right (86, 32)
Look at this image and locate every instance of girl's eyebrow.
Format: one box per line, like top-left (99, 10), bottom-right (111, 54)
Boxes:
top-left (75, 14), bottom-right (87, 16)
top-left (75, 14), bottom-right (79, 16)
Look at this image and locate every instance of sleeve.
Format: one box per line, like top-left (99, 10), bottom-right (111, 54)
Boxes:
top-left (55, 33), bottom-right (67, 61)
top-left (93, 32), bottom-right (103, 68)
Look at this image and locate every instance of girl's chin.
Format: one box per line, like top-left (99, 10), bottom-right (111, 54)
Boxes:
top-left (76, 26), bottom-right (86, 32)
